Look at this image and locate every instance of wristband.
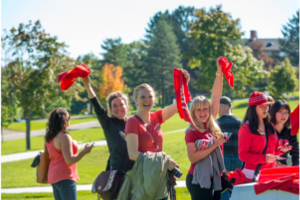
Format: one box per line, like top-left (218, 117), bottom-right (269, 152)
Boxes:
top-left (216, 72), bottom-right (222, 76)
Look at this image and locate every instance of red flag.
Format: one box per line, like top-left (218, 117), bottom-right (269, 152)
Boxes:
top-left (58, 64), bottom-right (91, 90)
top-left (290, 105), bottom-right (299, 136)
top-left (218, 57), bottom-right (234, 88)
top-left (173, 68), bottom-right (196, 128)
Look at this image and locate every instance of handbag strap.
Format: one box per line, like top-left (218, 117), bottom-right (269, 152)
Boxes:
top-left (134, 114), bottom-right (160, 152)
top-left (252, 124), bottom-right (269, 181)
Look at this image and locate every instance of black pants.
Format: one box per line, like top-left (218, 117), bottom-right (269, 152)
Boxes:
top-left (186, 173), bottom-right (221, 200)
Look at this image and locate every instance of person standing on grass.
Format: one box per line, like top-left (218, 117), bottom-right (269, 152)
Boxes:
top-left (185, 60), bottom-right (225, 200)
top-left (238, 92), bottom-right (290, 181)
top-left (82, 76), bottom-right (134, 172)
top-left (217, 96), bottom-right (242, 171)
top-left (270, 100), bottom-right (299, 167)
top-left (45, 108), bottom-right (94, 200)
top-left (123, 70), bottom-right (190, 200)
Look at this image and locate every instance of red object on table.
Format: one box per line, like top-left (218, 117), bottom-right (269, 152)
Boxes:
top-left (58, 64), bottom-right (90, 90)
top-left (254, 166), bottom-right (299, 195)
top-left (173, 68), bottom-right (196, 128)
top-left (217, 57), bottom-right (234, 88)
top-left (290, 105), bottom-right (299, 136)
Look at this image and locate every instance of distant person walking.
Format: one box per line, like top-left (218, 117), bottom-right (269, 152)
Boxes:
top-left (217, 96), bottom-right (242, 171)
top-left (45, 108), bottom-right (94, 200)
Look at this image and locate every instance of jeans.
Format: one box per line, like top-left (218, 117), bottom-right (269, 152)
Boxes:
top-left (224, 154), bottom-right (243, 172)
top-left (186, 173), bottom-right (221, 200)
top-left (52, 179), bottom-right (77, 200)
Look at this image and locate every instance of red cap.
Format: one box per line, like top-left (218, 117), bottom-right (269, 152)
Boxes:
top-left (290, 105), bottom-right (299, 136)
top-left (248, 91), bottom-right (274, 106)
top-left (58, 64), bottom-right (90, 90)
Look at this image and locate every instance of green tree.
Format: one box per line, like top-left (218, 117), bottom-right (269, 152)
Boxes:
top-left (277, 10), bottom-right (299, 66)
top-left (100, 38), bottom-right (128, 67)
top-left (1, 20), bottom-right (83, 149)
top-left (224, 45), bottom-right (268, 97)
top-left (267, 58), bottom-right (298, 99)
top-left (184, 5), bottom-right (243, 91)
top-left (144, 20), bottom-right (182, 107)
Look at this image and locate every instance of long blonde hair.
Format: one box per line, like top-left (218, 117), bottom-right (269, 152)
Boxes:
top-left (186, 95), bottom-right (221, 135)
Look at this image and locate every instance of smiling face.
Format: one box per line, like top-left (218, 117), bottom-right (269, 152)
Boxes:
top-left (275, 107), bottom-right (289, 126)
top-left (135, 88), bottom-right (154, 112)
top-left (194, 105), bottom-right (210, 123)
top-left (111, 97), bottom-right (127, 119)
top-left (256, 104), bottom-right (269, 120)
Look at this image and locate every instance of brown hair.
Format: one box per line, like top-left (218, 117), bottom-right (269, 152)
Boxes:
top-left (45, 108), bottom-right (69, 142)
top-left (270, 100), bottom-right (291, 128)
top-left (106, 91), bottom-right (130, 117)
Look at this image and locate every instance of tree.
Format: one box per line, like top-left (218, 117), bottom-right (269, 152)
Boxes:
top-left (100, 38), bottom-right (128, 67)
top-left (144, 20), bottom-right (182, 107)
top-left (1, 20), bottom-right (83, 149)
top-left (98, 63), bottom-right (125, 106)
top-left (266, 58), bottom-right (298, 99)
top-left (184, 5), bottom-right (243, 91)
top-left (224, 45), bottom-right (268, 97)
top-left (278, 10), bottom-right (299, 66)
top-left (248, 39), bottom-right (274, 70)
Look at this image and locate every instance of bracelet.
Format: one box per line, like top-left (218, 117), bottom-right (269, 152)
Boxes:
top-left (216, 72), bottom-right (222, 76)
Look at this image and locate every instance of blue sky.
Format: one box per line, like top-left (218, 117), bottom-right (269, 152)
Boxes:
top-left (1, 0), bottom-right (299, 59)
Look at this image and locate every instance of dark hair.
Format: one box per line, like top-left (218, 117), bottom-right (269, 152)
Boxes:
top-left (45, 108), bottom-right (69, 142)
top-left (243, 105), bottom-right (275, 135)
top-left (270, 100), bottom-right (291, 128)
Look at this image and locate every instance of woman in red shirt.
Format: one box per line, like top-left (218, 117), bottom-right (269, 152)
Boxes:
top-left (185, 60), bottom-right (225, 200)
top-left (125, 70), bottom-right (190, 200)
top-left (45, 108), bottom-right (94, 200)
top-left (238, 92), bottom-right (289, 180)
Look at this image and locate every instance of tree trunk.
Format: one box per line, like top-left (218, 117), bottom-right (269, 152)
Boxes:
top-left (1, 128), bottom-right (3, 143)
top-left (26, 113), bottom-right (31, 150)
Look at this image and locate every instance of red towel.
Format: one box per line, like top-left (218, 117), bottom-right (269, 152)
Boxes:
top-left (58, 64), bottom-right (91, 90)
top-left (290, 105), bottom-right (299, 136)
top-left (218, 57), bottom-right (234, 88)
top-left (173, 68), bottom-right (196, 128)
top-left (254, 174), bottom-right (299, 195)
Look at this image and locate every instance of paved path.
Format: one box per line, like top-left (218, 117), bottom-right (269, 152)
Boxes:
top-left (1, 180), bottom-right (186, 193)
top-left (2, 121), bottom-right (100, 141)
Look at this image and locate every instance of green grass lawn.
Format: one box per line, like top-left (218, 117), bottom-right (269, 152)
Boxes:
top-left (1, 187), bottom-right (191, 200)
top-left (6, 117), bottom-right (98, 132)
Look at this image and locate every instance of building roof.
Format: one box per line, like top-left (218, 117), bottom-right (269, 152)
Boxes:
top-left (241, 38), bottom-right (285, 51)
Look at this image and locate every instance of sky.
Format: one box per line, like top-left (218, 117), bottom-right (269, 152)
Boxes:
top-left (1, 0), bottom-right (299, 59)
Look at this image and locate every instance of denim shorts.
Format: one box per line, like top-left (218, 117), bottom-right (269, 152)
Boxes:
top-left (224, 154), bottom-right (243, 172)
top-left (51, 179), bottom-right (77, 200)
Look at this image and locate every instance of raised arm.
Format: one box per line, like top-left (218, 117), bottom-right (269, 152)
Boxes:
top-left (82, 76), bottom-right (96, 98)
top-left (82, 76), bottom-right (109, 127)
top-left (210, 60), bottom-right (223, 119)
top-left (162, 69), bottom-right (190, 122)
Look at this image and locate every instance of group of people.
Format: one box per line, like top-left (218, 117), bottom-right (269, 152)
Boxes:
top-left (44, 59), bottom-right (298, 200)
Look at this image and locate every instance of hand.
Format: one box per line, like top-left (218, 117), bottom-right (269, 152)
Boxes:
top-left (82, 76), bottom-right (91, 87)
top-left (83, 143), bottom-right (94, 154)
top-left (168, 159), bottom-right (178, 171)
top-left (182, 69), bottom-right (190, 84)
top-left (266, 154), bottom-right (276, 163)
top-left (216, 59), bottom-right (222, 74)
top-left (278, 144), bottom-right (291, 153)
top-left (275, 161), bottom-right (285, 168)
top-left (213, 135), bottom-right (226, 146)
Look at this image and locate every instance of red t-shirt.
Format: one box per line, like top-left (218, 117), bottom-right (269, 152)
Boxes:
top-left (125, 110), bottom-right (164, 153)
top-left (185, 129), bottom-right (223, 175)
top-left (238, 121), bottom-right (282, 171)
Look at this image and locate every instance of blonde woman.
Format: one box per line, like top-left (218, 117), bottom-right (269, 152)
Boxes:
top-left (185, 60), bottom-right (225, 200)
top-left (124, 70), bottom-right (190, 200)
